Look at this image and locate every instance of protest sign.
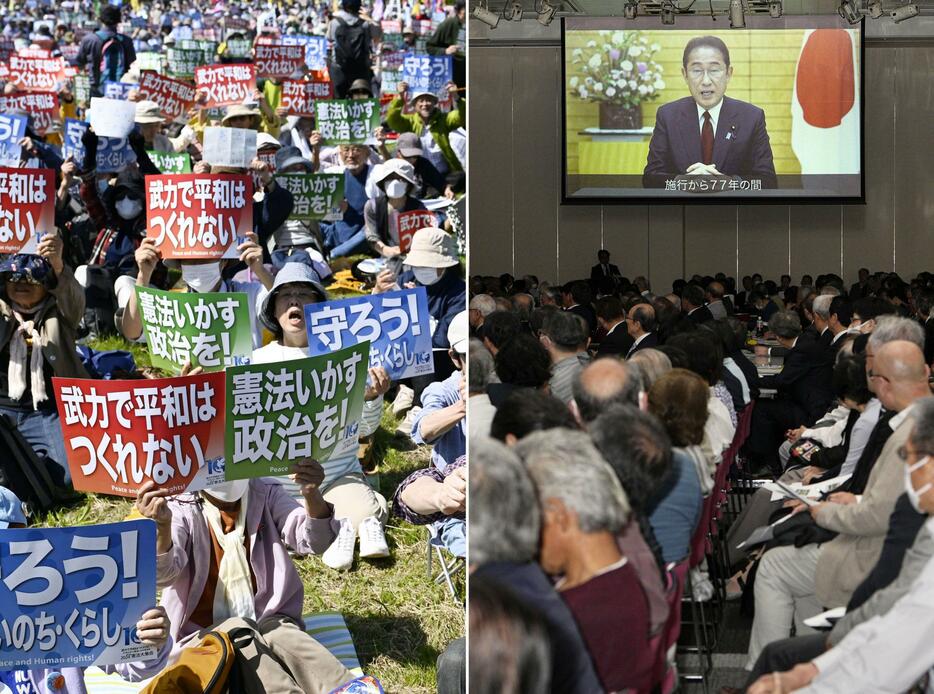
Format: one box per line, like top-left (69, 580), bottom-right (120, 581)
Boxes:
top-left (63, 119), bottom-right (137, 173)
top-left (53, 372), bottom-right (227, 497)
top-left (137, 71), bottom-right (198, 123)
top-left (305, 288), bottom-right (433, 380)
top-left (254, 44), bottom-right (305, 80)
top-left (148, 150), bottom-right (192, 174)
top-left (275, 173), bottom-right (344, 222)
top-left (135, 51), bottom-right (164, 73)
top-left (103, 81), bottom-right (138, 100)
top-left (145, 174), bottom-right (253, 260)
top-left (380, 20), bottom-right (403, 51)
top-left (166, 47), bottom-right (203, 79)
top-left (279, 79), bottom-right (333, 117)
top-left (135, 286), bottom-right (252, 373)
top-left (280, 34), bottom-right (328, 70)
top-left (396, 210), bottom-right (439, 254)
top-left (314, 99), bottom-right (380, 145)
top-left (7, 54), bottom-right (66, 91)
top-left (0, 114), bottom-right (26, 167)
top-left (0, 92), bottom-right (59, 136)
top-left (195, 63), bottom-right (256, 109)
top-left (0, 167), bottom-right (55, 255)
top-left (60, 43), bottom-right (80, 61)
top-left (225, 342), bottom-right (369, 479)
top-left (401, 53), bottom-right (452, 98)
top-left (73, 74), bottom-right (91, 104)
top-left (0, 520), bottom-right (158, 670)
top-left (202, 126), bottom-right (257, 169)
top-left (88, 98), bottom-right (137, 139)
top-left (226, 37), bottom-right (253, 59)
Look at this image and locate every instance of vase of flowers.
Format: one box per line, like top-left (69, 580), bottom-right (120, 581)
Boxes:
top-left (569, 30), bottom-right (666, 130)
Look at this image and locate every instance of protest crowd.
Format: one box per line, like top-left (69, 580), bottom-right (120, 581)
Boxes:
top-left (469, 256), bottom-right (934, 693)
top-left (0, 0), bottom-right (466, 691)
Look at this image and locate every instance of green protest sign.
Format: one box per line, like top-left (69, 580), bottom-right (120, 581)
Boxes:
top-left (314, 99), bottom-right (381, 145)
top-left (225, 343), bottom-right (369, 479)
top-left (73, 74), bottom-right (90, 105)
top-left (135, 286), bottom-right (253, 374)
top-left (136, 52), bottom-right (165, 74)
top-left (167, 48), bottom-right (204, 79)
top-left (148, 150), bottom-right (192, 173)
top-left (226, 38), bottom-right (253, 59)
top-left (275, 173), bottom-right (344, 221)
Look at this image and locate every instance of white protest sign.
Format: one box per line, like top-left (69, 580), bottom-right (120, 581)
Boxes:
top-left (88, 97), bottom-right (137, 139)
top-left (202, 126), bottom-right (257, 169)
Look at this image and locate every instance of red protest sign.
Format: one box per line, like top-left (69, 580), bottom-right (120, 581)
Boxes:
top-left (280, 79), bottom-right (333, 117)
top-left (0, 167), bottom-right (55, 254)
top-left (397, 210), bottom-right (437, 254)
top-left (16, 48), bottom-right (52, 59)
top-left (138, 71), bottom-right (198, 122)
top-left (195, 63), bottom-right (256, 108)
top-left (146, 174), bottom-right (253, 260)
top-left (53, 372), bottom-right (227, 497)
top-left (8, 54), bottom-right (66, 91)
top-left (0, 92), bottom-right (60, 136)
top-left (254, 44), bottom-right (305, 80)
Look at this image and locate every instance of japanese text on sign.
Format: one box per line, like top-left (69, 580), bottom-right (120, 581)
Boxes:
top-left (396, 210), bottom-right (438, 254)
top-left (138, 71), bottom-right (198, 123)
top-left (313, 99), bottom-right (380, 145)
top-left (0, 167), bottom-right (55, 255)
top-left (401, 53), bottom-right (452, 97)
top-left (64, 119), bottom-right (137, 174)
top-left (0, 92), bottom-right (59, 136)
top-left (279, 79), bottom-right (333, 117)
top-left (224, 343), bottom-right (370, 478)
top-left (274, 173), bottom-right (344, 221)
top-left (0, 521), bottom-right (158, 669)
top-left (280, 34), bottom-right (327, 70)
top-left (7, 54), bottom-right (66, 92)
top-left (305, 288), bottom-right (434, 381)
top-left (53, 372), bottom-right (227, 497)
top-left (0, 114), bottom-right (27, 166)
top-left (195, 64), bottom-right (256, 108)
top-left (254, 44), bottom-right (306, 79)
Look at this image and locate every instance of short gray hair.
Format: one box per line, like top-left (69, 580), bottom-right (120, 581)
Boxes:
top-left (469, 339), bottom-right (495, 392)
top-left (469, 437), bottom-right (541, 565)
top-left (910, 397), bottom-right (934, 455)
top-left (812, 294), bottom-right (832, 321)
top-left (869, 315), bottom-right (925, 352)
top-left (628, 349), bottom-right (672, 391)
top-left (515, 430), bottom-right (630, 534)
top-left (469, 294), bottom-right (497, 317)
top-left (769, 310), bottom-right (802, 339)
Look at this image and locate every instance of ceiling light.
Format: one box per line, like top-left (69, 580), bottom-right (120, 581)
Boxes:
top-left (867, 1), bottom-right (884, 18)
top-left (838, 0), bottom-right (862, 24)
top-left (891, 3), bottom-right (920, 22)
top-left (769, 1), bottom-right (783, 18)
top-left (503, 0), bottom-right (524, 21)
top-left (624, 1), bottom-right (638, 19)
top-left (472, 2), bottom-right (500, 28)
top-left (537, 0), bottom-right (558, 25)
top-left (729, 0), bottom-right (745, 28)
top-left (661, 1), bottom-right (675, 24)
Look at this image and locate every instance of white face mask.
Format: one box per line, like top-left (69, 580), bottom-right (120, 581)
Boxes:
top-left (205, 479), bottom-right (249, 503)
top-left (413, 266), bottom-right (441, 286)
top-left (115, 197), bottom-right (143, 220)
top-left (905, 456), bottom-right (932, 513)
top-left (383, 179), bottom-right (408, 198)
top-left (182, 263), bottom-right (223, 293)
top-left (97, 178), bottom-right (110, 195)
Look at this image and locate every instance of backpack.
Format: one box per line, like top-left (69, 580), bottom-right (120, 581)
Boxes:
top-left (0, 413), bottom-right (75, 514)
top-left (333, 17), bottom-right (370, 71)
top-left (141, 631), bottom-right (235, 694)
top-left (97, 30), bottom-right (128, 83)
top-left (78, 264), bottom-right (118, 340)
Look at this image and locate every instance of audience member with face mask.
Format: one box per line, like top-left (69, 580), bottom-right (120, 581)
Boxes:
top-left (364, 159), bottom-right (429, 258)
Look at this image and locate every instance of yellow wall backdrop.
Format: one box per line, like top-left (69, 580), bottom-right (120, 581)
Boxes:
top-left (565, 29), bottom-right (810, 176)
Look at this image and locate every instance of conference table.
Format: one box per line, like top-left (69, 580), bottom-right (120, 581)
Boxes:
top-left (743, 349), bottom-right (784, 398)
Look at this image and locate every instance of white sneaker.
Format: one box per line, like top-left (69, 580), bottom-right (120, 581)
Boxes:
top-left (322, 518), bottom-right (356, 570)
top-left (358, 516), bottom-right (390, 559)
top-left (392, 384), bottom-right (415, 417)
top-left (396, 405), bottom-right (422, 437)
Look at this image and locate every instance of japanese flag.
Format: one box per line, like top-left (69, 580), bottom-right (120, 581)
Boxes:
top-left (791, 28), bottom-right (860, 175)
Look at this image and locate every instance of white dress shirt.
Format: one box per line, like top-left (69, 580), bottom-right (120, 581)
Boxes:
top-left (696, 99), bottom-right (724, 138)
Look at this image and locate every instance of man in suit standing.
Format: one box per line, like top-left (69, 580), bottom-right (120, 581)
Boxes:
top-left (594, 296), bottom-right (634, 358)
top-left (643, 35), bottom-right (777, 189)
top-left (590, 250), bottom-right (621, 285)
top-left (625, 303), bottom-right (658, 358)
top-left (682, 284), bottom-right (714, 324)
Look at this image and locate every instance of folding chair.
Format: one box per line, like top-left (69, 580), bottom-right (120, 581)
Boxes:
top-left (427, 524), bottom-right (465, 602)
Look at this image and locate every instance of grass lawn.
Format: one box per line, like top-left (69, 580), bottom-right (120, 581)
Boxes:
top-left (34, 333), bottom-right (464, 692)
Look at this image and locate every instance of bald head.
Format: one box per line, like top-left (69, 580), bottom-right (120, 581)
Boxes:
top-left (572, 358), bottom-right (643, 424)
top-left (875, 341), bottom-right (928, 384)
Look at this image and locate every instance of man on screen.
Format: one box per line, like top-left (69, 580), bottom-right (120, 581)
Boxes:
top-left (642, 36), bottom-right (778, 189)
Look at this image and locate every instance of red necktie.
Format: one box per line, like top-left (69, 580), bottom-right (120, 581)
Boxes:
top-left (701, 111), bottom-right (714, 165)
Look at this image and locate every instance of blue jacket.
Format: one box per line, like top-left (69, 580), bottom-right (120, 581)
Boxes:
top-left (397, 268), bottom-right (465, 349)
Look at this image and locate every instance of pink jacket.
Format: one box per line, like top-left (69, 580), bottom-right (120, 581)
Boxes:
top-left (156, 478), bottom-right (338, 658)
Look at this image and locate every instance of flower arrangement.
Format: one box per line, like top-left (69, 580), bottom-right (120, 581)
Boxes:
top-left (569, 31), bottom-right (666, 108)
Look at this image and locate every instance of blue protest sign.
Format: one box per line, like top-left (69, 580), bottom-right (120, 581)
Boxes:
top-left (63, 119), bottom-right (137, 173)
top-left (305, 287), bottom-right (434, 380)
top-left (0, 114), bottom-right (27, 167)
top-left (401, 53), bottom-right (452, 97)
top-left (0, 520), bottom-right (158, 670)
top-left (280, 34), bottom-right (328, 71)
top-left (103, 81), bottom-right (139, 100)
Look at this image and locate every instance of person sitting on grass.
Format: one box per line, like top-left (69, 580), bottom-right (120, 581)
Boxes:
top-left (0, 485), bottom-right (173, 692)
top-left (135, 461), bottom-right (364, 694)
top-left (0, 241), bottom-right (86, 493)
top-left (253, 262), bottom-right (393, 571)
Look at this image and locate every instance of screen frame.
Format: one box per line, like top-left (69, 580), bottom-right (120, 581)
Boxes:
top-left (560, 15), bottom-right (866, 205)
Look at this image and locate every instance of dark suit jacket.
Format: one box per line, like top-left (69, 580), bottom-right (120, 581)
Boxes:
top-left (686, 305), bottom-right (714, 324)
top-left (759, 337), bottom-right (834, 424)
top-left (590, 263), bottom-right (621, 283)
top-left (626, 332), bottom-right (658, 358)
top-left (596, 323), bottom-right (635, 357)
top-left (643, 96), bottom-right (778, 189)
top-left (567, 304), bottom-right (597, 336)
top-left (923, 318), bottom-right (934, 366)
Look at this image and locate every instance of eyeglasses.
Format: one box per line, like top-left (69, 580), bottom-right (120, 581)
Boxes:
top-left (687, 67), bottom-right (726, 81)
